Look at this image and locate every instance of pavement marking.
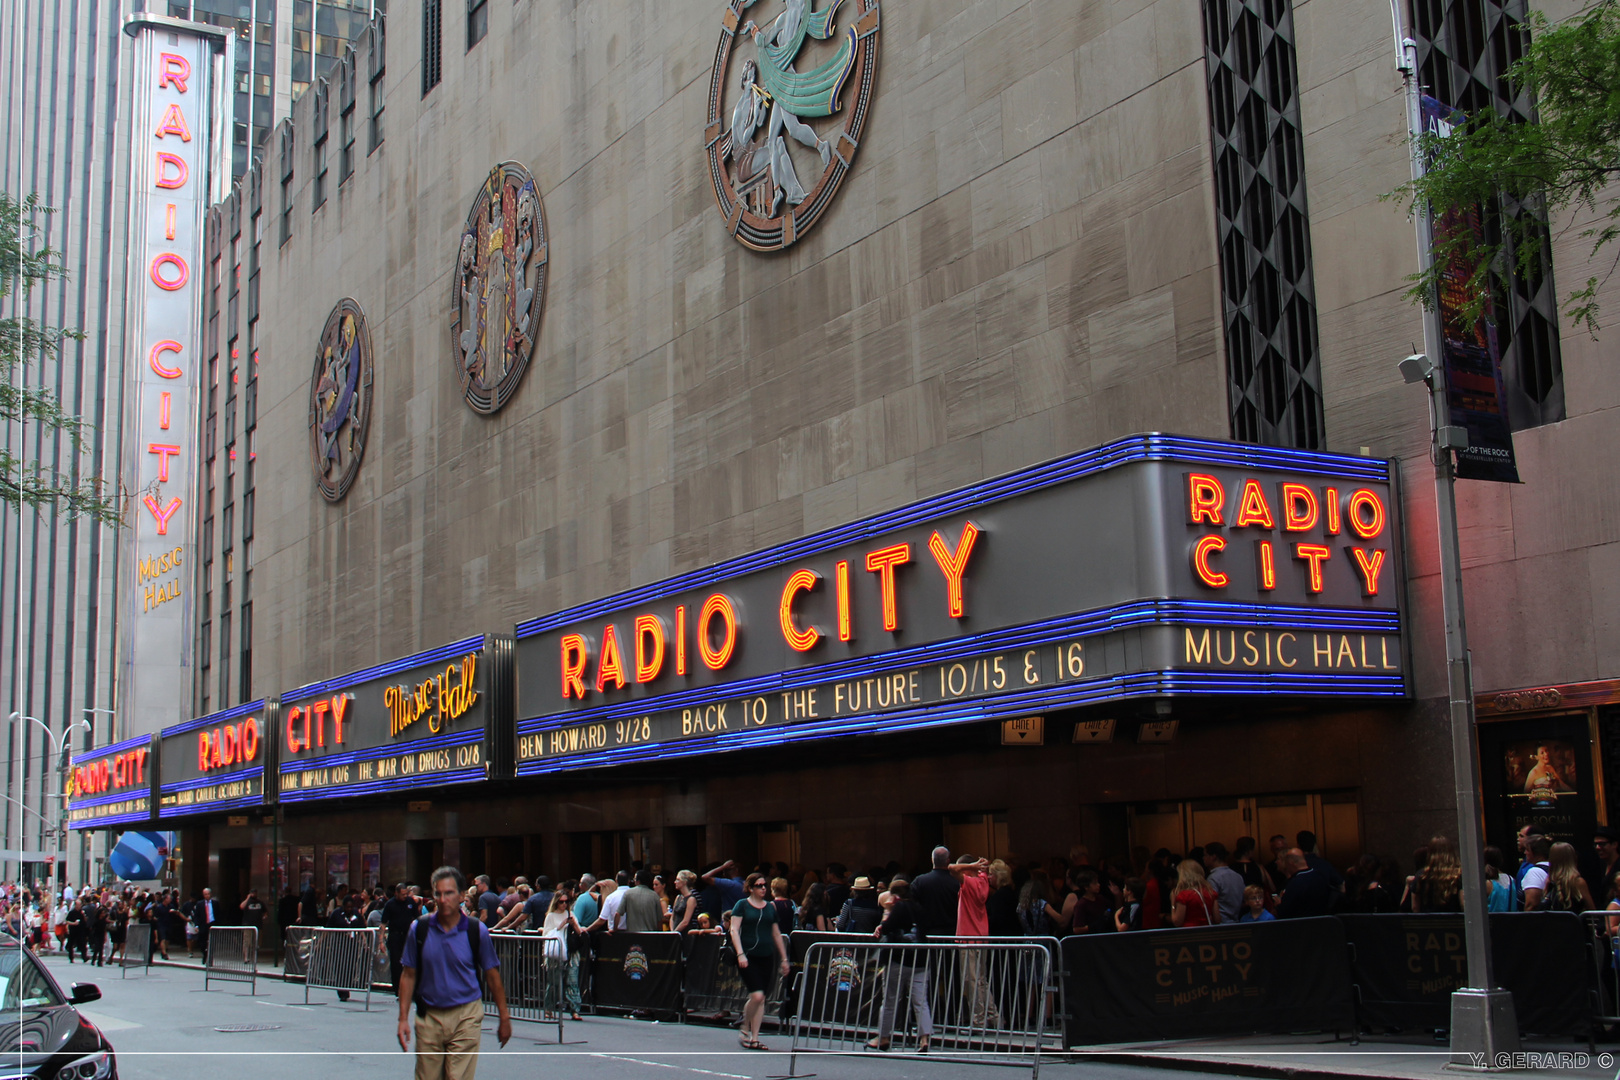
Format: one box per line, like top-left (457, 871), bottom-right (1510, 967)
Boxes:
top-left (75, 1008), bottom-right (142, 1031)
top-left (253, 998), bottom-right (318, 1009)
top-left (592, 1052), bottom-right (751, 1078)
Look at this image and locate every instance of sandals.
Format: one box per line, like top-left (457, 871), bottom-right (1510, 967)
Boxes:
top-left (739, 1035), bottom-right (768, 1051)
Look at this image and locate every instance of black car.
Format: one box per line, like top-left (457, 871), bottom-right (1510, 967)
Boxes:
top-left (0, 936), bottom-right (115, 1079)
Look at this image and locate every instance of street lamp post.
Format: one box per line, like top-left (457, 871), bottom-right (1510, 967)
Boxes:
top-left (1399, 351), bottom-right (1522, 1068)
top-left (8, 713), bottom-right (91, 885)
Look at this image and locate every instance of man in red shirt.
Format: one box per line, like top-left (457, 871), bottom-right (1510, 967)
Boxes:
top-left (951, 856), bottom-right (1001, 1029)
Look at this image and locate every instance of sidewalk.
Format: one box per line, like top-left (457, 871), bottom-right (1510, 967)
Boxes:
top-left (1073, 1033), bottom-right (1613, 1080)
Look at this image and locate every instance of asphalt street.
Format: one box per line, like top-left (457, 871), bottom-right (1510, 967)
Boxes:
top-left (32, 954), bottom-right (1190, 1080)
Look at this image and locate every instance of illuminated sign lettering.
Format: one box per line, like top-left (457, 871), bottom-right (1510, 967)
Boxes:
top-left (384, 654), bottom-right (480, 737)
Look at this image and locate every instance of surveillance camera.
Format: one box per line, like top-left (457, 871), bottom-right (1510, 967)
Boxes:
top-left (1398, 353), bottom-right (1433, 385)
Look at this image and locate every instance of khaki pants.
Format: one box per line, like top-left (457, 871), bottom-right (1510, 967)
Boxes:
top-left (414, 999), bottom-right (485, 1080)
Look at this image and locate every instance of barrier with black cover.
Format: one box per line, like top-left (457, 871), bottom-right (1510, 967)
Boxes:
top-left (590, 931), bottom-right (683, 1017)
top-left (1340, 912), bottom-right (1591, 1037)
top-left (1062, 916), bottom-right (1354, 1045)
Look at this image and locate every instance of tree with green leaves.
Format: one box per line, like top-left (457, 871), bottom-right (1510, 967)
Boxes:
top-left (0, 192), bottom-right (120, 525)
top-left (1396, 0), bottom-right (1620, 334)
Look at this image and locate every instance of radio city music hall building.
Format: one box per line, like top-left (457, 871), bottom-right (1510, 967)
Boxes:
top-left (71, 0), bottom-right (1620, 905)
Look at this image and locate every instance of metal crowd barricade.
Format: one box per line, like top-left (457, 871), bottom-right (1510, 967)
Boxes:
top-left (1581, 911), bottom-right (1620, 1030)
top-left (119, 923), bottom-right (153, 978)
top-left (283, 926), bottom-right (315, 979)
top-left (933, 935), bottom-right (1066, 1047)
top-left (788, 940), bottom-right (1051, 1080)
top-left (305, 926), bottom-right (377, 1010)
top-left (685, 931), bottom-right (789, 1021)
top-left (486, 932), bottom-right (565, 1043)
top-left (203, 926), bottom-right (259, 994)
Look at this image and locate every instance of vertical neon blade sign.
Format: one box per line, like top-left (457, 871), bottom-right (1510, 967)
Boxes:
top-left (119, 19), bottom-right (223, 736)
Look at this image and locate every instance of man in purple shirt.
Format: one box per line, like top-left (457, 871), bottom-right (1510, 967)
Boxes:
top-left (397, 866), bottom-right (510, 1079)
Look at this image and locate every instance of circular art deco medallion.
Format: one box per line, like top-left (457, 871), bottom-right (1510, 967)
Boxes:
top-left (450, 161), bottom-right (549, 414)
top-left (704, 0), bottom-right (881, 251)
top-left (308, 298), bottom-right (374, 502)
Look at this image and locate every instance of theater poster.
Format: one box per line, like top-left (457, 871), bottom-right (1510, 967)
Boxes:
top-left (1478, 714), bottom-right (1598, 850)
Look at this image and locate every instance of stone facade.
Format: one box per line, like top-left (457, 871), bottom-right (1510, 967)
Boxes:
top-left (185, 0), bottom-right (1620, 875)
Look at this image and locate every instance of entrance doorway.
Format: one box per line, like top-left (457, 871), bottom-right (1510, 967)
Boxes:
top-left (1127, 791), bottom-right (1362, 869)
top-left (218, 846), bottom-right (251, 919)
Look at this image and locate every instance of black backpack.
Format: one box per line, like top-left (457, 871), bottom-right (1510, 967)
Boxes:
top-left (411, 915), bottom-right (485, 1013)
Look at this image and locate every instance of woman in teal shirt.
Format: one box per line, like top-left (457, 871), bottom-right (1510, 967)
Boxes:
top-left (728, 873), bottom-right (790, 1050)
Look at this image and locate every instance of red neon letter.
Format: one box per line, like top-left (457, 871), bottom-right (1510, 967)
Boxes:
top-left (197, 732), bottom-right (210, 772)
top-left (148, 442), bottom-right (181, 482)
top-left (1233, 480), bottom-right (1275, 529)
top-left (1192, 534), bottom-right (1228, 588)
top-left (927, 521), bottom-right (980, 619)
top-left (835, 560), bottom-right (852, 642)
top-left (634, 615), bottom-right (666, 683)
top-left (560, 634), bottom-right (588, 699)
top-left (865, 542), bottom-right (911, 632)
top-left (1350, 547), bottom-right (1387, 596)
top-left (150, 253), bottom-right (188, 291)
top-left (143, 495), bottom-right (182, 535)
top-left (241, 717), bottom-right (260, 761)
top-left (155, 152), bottom-right (188, 190)
top-left (154, 103), bottom-right (191, 141)
top-left (1324, 488), bottom-right (1341, 534)
top-left (157, 52), bottom-right (191, 92)
top-left (285, 705), bottom-right (303, 754)
top-left (698, 594), bottom-right (738, 671)
top-left (1280, 483), bottom-right (1319, 532)
top-left (1187, 474), bottom-right (1225, 525)
top-left (779, 570), bottom-right (821, 653)
top-left (1347, 489), bottom-right (1387, 540)
top-left (221, 724), bottom-right (238, 765)
top-left (595, 624), bottom-right (626, 692)
top-left (1257, 539), bottom-right (1277, 590)
top-left (1294, 543), bottom-right (1332, 593)
top-left (160, 391), bottom-right (172, 429)
top-left (150, 340), bottom-right (184, 378)
top-left (330, 694), bottom-right (349, 744)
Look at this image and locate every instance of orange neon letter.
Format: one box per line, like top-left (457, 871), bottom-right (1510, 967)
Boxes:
top-left (1192, 534), bottom-right (1228, 588)
top-left (835, 561), bottom-right (852, 642)
top-left (155, 152), bottom-right (188, 190)
top-left (560, 634), bottom-right (588, 699)
top-left (143, 495), bottom-right (182, 535)
top-left (150, 252), bottom-right (188, 291)
top-left (634, 615), bottom-right (666, 682)
top-left (927, 521), bottom-right (980, 619)
top-left (1257, 540), bottom-right (1277, 590)
top-left (330, 694), bottom-right (349, 744)
top-left (242, 717), bottom-right (260, 761)
top-left (309, 699), bottom-right (331, 748)
top-left (1233, 480), bottom-right (1275, 529)
top-left (674, 605), bottom-right (688, 675)
top-left (1280, 483), bottom-right (1319, 532)
top-left (1324, 488), bottom-right (1341, 534)
top-left (1347, 489), bottom-right (1386, 540)
top-left (148, 442), bottom-right (181, 482)
top-left (1187, 474), bottom-right (1225, 525)
top-left (157, 52), bottom-right (190, 92)
top-left (150, 340), bottom-right (184, 378)
top-left (595, 624), bottom-right (627, 692)
top-left (698, 594), bottom-right (738, 671)
top-left (1294, 543), bottom-right (1332, 593)
top-left (285, 705), bottom-right (304, 754)
top-left (154, 102), bottom-right (192, 141)
top-left (865, 542), bottom-right (911, 632)
top-left (197, 732), bottom-right (210, 772)
top-left (779, 570), bottom-right (821, 652)
top-left (1350, 547), bottom-right (1387, 596)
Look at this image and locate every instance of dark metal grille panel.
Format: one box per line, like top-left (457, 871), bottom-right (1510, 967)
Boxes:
top-left (1410, 0), bottom-right (1564, 428)
top-left (1203, 0), bottom-right (1325, 450)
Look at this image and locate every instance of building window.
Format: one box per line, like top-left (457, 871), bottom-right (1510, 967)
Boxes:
top-left (1410, 0), bottom-right (1564, 427)
top-left (1201, 0), bottom-right (1325, 449)
top-left (314, 131), bottom-right (328, 207)
top-left (279, 125), bottom-right (294, 245)
top-left (219, 610), bottom-right (232, 707)
top-left (423, 0), bottom-right (442, 95)
top-left (340, 98), bottom-right (355, 183)
top-left (467, 0), bottom-right (487, 49)
top-left (239, 600), bottom-right (253, 702)
top-left (369, 19), bottom-right (386, 150)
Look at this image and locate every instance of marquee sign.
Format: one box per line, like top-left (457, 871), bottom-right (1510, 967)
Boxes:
top-left (116, 16), bottom-right (228, 736)
top-left (157, 700), bottom-right (276, 819)
top-left (277, 636), bottom-right (511, 803)
top-left (512, 434), bottom-right (1405, 776)
top-left (67, 736), bottom-right (159, 829)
